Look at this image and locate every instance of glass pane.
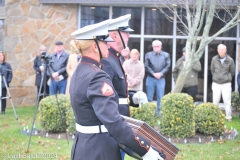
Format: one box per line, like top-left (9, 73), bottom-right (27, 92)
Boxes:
top-left (0, 20), bottom-right (4, 51)
top-left (207, 40), bottom-right (236, 102)
top-left (176, 8), bottom-right (205, 36)
top-left (143, 38), bottom-right (173, 99)
top-left (112, 7), bottom-right (141, 34)
top-left (145, 8), bottom-right (173, 35)
top-left (209, 9), bottom-right (237, 37)
top-left (128, 38), bottom-right (140, 53)
top-left (176, 39), bottom-right (204, 102)
top-left (80, 6), bottom-right (109, 28)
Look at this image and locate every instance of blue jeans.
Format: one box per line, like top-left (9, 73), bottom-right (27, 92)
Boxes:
top-left (49, 79), bottom-right (67, 95)
top-left (146, 76), bottom-right (165, 116)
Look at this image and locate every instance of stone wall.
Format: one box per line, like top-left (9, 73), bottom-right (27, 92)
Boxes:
top-left (5, 0), bottom-right (77, 107)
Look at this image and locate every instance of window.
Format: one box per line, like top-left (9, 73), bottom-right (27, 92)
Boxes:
top-left (145, 8), bottom-right (173, 35)
top-left (112, 7), bottom-right (141, 34)
top-left (80, 6), bottom-right (109, 28)
top-left (209, 9), bottom-right (237, 37)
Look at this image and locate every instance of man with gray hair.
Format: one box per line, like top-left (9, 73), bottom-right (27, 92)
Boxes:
top-left (145, 40), bottom-right (171, 116)
top-left (211, 44), bottom-right (235, 121)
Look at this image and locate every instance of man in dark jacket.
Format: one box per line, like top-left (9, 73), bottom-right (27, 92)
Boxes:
top-left (211, 44), bottom-right (235, 121)
top-left (48, 41), bottom-right (69, 95)
top-left (145, 40), bottom-right (171, 116)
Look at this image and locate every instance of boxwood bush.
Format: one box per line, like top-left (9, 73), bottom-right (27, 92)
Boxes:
top-left (194, 102), bottom-right (225, 136)
top-left (130, 102), bottom-right (158, 127)
top-left (231, 92), bottom-right (240, 111)
top-left (38, 94), bottom-right (71, 132)
top-left (160, 93), bottom-right (195, 138)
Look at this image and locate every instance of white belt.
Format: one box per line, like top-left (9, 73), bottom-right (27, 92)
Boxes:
top-left (119, 98), bottom-right (128, 105)
top-left (76, 123), bottom-right (108, 134)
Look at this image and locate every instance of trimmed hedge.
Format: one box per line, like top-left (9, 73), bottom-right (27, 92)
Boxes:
top-left (160, 93), bottom-right (195, 138)
top-left (194, 102), bottom-right (225, 136)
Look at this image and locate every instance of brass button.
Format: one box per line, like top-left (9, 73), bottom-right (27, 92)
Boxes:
top-left (136, 137), bottom-right (139, 140)
top-left (116, 53), bottom-right (119, 56)
top-left (146, 145), bottom-right (149, 148)
top-left (141, 141), bottom-right (144, 144)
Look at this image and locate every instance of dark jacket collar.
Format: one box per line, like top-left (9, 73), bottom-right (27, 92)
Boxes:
top-left (109, 48), bottom-right (121, 58)
top-left (81, 56), bottom-right (103, 69)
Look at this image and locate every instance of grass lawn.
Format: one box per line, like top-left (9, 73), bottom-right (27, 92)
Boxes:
top-left (0, 106), bottom-right (240, 160)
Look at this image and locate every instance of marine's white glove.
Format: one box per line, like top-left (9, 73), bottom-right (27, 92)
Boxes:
top-left (142, 147), bottom-right (163, 160)
top-left (132, 91), bottom-right (148, 105)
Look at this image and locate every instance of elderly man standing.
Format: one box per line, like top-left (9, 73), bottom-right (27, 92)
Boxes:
top-left (145, 40), bottom-right (171, 116)
top-left (48, 41), bottom-right (69, 95)
top-left (211, 44), bottom-right (235, 121)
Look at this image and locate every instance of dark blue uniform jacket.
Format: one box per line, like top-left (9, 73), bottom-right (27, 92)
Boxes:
top-left (101, 48), bottom-right (137, 116)
top-left (70, 56), bottom-right (150, 160)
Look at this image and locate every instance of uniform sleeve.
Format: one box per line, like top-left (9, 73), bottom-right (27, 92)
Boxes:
top-left (87, 71), bottom-right (150, 156)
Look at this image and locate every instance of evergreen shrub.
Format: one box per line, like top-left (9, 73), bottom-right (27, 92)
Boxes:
top-left (231, 92), bottom-right (240, 111)
top-left (38, 94), bottom-right (71, 132)
top-left (130, 102), bottom-right (158, 127)
top-left (194, 102), bottom-right (225, 136)
top-left (160, 93), bottom-right (195, 138)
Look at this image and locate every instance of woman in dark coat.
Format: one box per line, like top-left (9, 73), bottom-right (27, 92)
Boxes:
top-left (0, 51), bottom-right (13, 114)
top-left (33, 45), bottom-right (49, 104)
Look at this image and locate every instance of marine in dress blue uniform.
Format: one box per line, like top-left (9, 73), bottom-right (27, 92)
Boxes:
top-left (69, 19), bottom-right (162, 160)
top-left (100, 14), bottom-right (141, 117)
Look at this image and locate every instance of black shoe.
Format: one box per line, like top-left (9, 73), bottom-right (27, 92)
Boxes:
top-left (1, 111), bottom-right (5, 114)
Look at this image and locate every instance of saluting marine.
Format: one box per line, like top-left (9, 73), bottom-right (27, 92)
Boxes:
top-left (69, 20), bottom-right (162, 160)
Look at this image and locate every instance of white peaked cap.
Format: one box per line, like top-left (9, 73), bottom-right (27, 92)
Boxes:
top-left (71, 20), bottom-right (114, 42)
top-left (108, 14), bottom-right (134, 32)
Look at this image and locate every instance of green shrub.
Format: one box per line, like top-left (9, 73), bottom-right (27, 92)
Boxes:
top-left (194, 102), bottom-right (225, 136)
top-left (231, 92), bottom-right (240, 111)
top-left (160, 93), bottom-right (195, 138)
top-left (130, 102), bottom-right (158, 127)
top-left (38, 94), bottom-right (71, 132)
top-left (66, 107), bottom-right (76, 135)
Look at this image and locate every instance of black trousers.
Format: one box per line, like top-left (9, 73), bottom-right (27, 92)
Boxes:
top-left (1, 88), bottom-right (7, 111)
top-left (182, 85), bottom-right (198, 101)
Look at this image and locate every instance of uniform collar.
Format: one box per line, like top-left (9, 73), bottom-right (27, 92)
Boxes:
top-left (109, 48), bottom-right (121, 58)
top-left (81, 56), bottom-right (103, 69)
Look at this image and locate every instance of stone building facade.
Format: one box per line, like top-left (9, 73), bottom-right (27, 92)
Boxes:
top-left (4, 0), bottom-right (77, 106)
